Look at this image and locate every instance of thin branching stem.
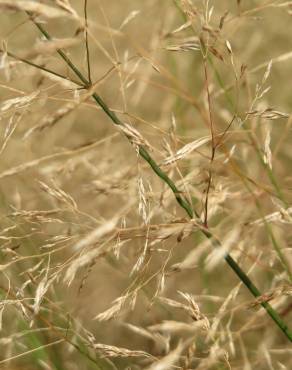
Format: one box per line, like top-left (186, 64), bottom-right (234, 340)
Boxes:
top-left (0, 49), bottom-right (83, 87)
top-left (84, 0), bottom-right (92, 84)
top-left (203, 147), bottom-right (215, 226)
top-left (202, 58), bottom-right (216, 226)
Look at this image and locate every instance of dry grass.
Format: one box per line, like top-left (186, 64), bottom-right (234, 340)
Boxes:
top-left (0, 0), bottom-right (292, 369)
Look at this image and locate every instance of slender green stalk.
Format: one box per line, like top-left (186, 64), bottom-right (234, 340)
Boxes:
top-left (224, 253), bottom-right (291, 337)
top-left (0, 49), bottom-right (83, 87)
top-left (26, 13), bottom-right (292, 342)
top-left (84, 0), bottom-right (92, 84)
top-left (204, 232), bottom-right (292, 340)
top-left (138, 146), bottom-right (197, 218)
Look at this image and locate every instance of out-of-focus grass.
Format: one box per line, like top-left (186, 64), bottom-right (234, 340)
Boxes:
top-left (0, 0), bottom-right (292, 369)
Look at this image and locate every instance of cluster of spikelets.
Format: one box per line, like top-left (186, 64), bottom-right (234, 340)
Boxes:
top-left (0, 0), bottom-right (292, 369)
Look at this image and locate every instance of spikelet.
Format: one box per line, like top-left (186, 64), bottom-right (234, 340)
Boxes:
top-left (39, 181), bottom-right (78, 210)
top-left (178, 291), bottom-right (210, 328)
top-left (33, 258), bottom-right (56, 315)
top-left (246, 108), bottom-right (289, 120)
top-left (263, 126), bottom-right (272, 169)
top-left (0, 0), bottom-right (76, 19)
top-left (137, 176), bottom-right (148, 224)
top-left (119, 10), bottom-right (140, 30)
top-left (94, 295), bottom-right (127, 321)
top-left (56, 0), bottom-right (78, 17)
top-left (165, 40), bottom-right (200, 52)
top-left (92, 343), bottom-right (152, 359)
top-left (163, 136), bottom-right (210, 165)
top-left (165, 21), bottom-right (192, 36)
top-left (0, 113), bottom-right (21, 155)
top-left (149, 320), bottom-right (206, 333)
top-left (145, 342), bottom-right (185, 370)
top-left (123, 323), bottom-right (170, 354)
top-left (251, 206), bottom-right (292, 225)
top-left (64, 219), bottom-right (118, 285)
top-left (1, 91), bottom-right (39, 112)
top-left (118, 122), bottom-right (151, 150)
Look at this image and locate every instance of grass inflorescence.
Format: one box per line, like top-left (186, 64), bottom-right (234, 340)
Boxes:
top-left (0, 1), bottom-right (292, 369)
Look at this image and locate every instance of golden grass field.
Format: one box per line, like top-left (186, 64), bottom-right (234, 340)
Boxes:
top-left (0, 0), bottom-right (292, 369)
